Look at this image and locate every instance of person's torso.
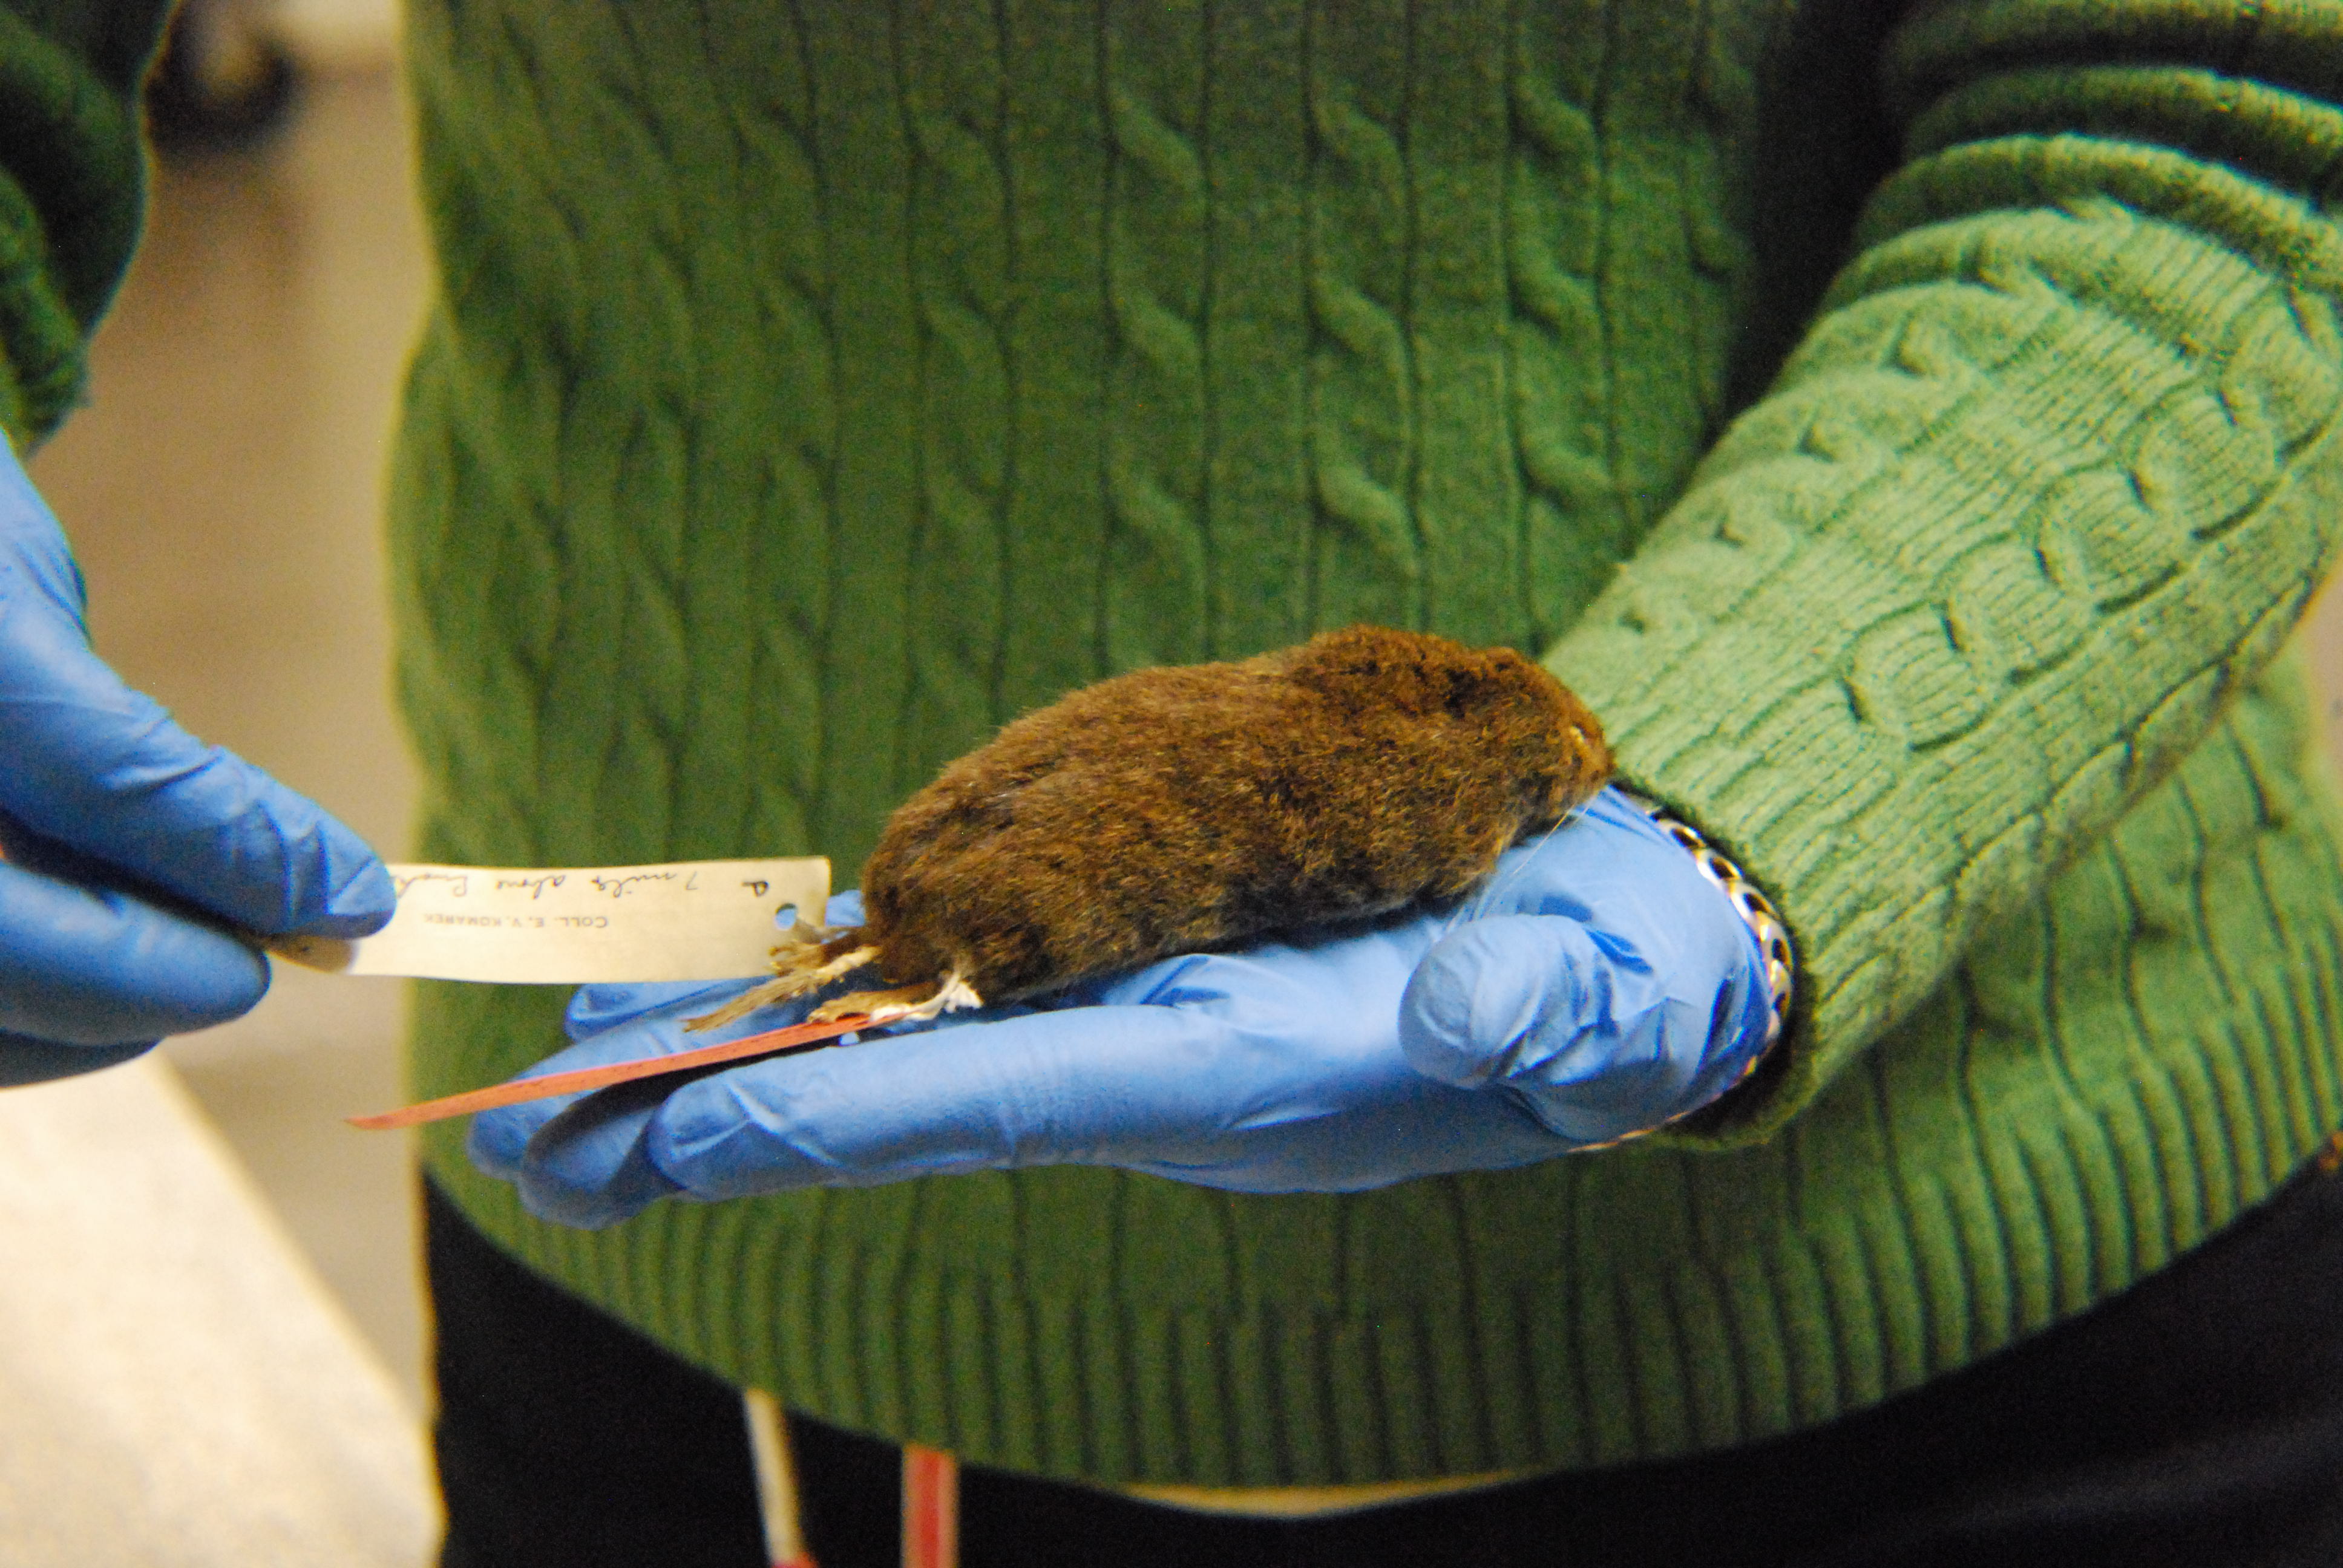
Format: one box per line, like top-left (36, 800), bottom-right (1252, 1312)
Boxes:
top-left (387, 0), bottom-right (2343, 1489)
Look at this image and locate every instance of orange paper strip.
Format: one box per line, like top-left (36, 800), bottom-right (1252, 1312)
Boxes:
top-left (346, 1014), bottom-right (873, 1131)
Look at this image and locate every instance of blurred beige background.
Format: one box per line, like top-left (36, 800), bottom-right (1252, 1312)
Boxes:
top-left (31, 63), bottom-right (431, 1415)
top-left (9, 18), bottom-right (2343, 1564)
top-left (4, 15), bottom-right (434, 1561)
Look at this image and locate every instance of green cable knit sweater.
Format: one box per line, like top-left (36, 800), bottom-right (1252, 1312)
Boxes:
top-left (13, 0), bottom-right (2343, 1487)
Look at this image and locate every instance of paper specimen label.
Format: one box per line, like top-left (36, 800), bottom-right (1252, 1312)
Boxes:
top-left (270, 858), bottom-right (831, 984)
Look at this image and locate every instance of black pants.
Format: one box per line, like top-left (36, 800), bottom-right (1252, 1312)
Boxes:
top-left (428, 1151), bottom-right (2343, 1568)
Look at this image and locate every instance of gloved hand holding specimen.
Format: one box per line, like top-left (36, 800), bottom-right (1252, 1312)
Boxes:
top-left (471, 627), bottom-right (1778, 1225)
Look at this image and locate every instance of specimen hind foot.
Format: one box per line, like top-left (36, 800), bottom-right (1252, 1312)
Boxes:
top-left (684, 926), bottom-right (879, 1032)
top-left (811, 971), bottom-right (984, 1027)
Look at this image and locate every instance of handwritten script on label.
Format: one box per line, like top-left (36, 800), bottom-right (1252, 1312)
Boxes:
top-left (270, 857), bottom-right (830, 984)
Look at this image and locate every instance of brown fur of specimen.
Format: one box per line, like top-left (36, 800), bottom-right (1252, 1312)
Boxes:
top-left (689, 626), bottom-right (1611, 1031)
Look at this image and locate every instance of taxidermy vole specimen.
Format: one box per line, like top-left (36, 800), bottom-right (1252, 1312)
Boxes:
top-left (690, 626), bottom-right (1611, 1031)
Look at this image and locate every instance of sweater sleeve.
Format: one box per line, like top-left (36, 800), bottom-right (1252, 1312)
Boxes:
top-left (0, 0), bottom-right (169, 445)
top-left (1545, 0), bottom-right (2343, 1145)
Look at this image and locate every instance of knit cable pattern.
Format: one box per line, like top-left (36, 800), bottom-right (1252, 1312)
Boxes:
top-left (1101, 0), bottom-right (1211, 673)
top-left (0, 3), bottom-right (163, 445)
top-left (1507, 13), bottom-right (1619, 644)
top-left (1555, 5), bottom-right (2343, 1143)
top-left (1303, 1), bottom-right (1424, 633)
top-left (367, 0), bottom-right (2343, 1486)
top-left (896, 1), bottom-right (1015, 794)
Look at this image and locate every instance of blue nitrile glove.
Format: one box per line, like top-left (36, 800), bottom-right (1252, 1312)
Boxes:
top-left (0, 441), bottom-right (394, 1084)
top-left (474, 789), bottom-right (1775, 1228)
